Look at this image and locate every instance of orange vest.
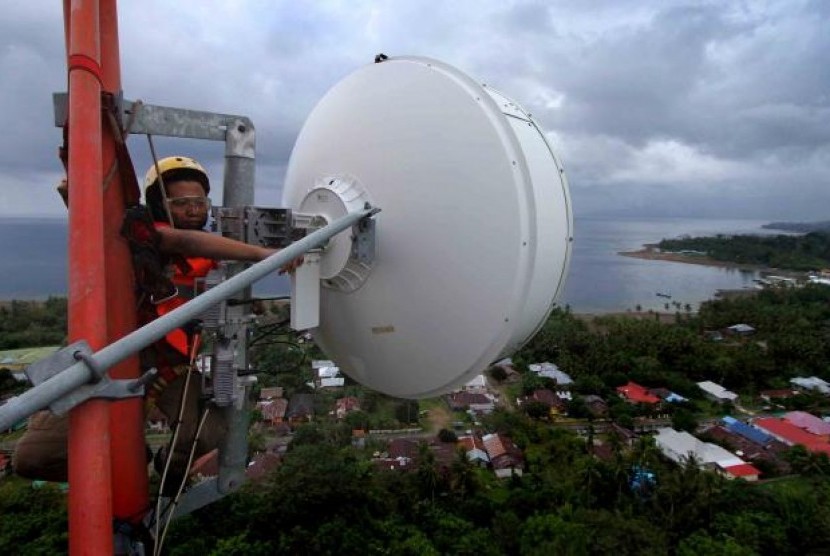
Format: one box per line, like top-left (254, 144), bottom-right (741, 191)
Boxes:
top-left (153, 222), bottom-right (218, 357)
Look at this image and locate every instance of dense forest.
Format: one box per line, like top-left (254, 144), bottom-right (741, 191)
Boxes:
top-left (2, 286), bottom-right (830, 553)
top-left (657, 232), bottom-right (830, 271)
top-left (762, 221), bottom-right (830, 233)
top-left (0, 297), bottom-right (67, 350)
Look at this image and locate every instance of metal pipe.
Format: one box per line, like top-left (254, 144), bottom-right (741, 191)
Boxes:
top-left (0, 208), bottom-right (377, 431)
top-left (64, 0), bottom-right (113, 553)
top-left (98, 0), bottom-right (150, 526)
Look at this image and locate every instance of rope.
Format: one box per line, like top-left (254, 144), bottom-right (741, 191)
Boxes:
top-left (146, 135), bottom-right (175, 226)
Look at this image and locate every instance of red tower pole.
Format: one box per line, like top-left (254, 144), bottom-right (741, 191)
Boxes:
top-left (98, 0), bottom-right (150, 526)
top-left (64, 0), bottom-right (114, 553)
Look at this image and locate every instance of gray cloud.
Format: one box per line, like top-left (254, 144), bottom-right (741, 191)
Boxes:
top-left (0, 0), bottom-right (827, 220)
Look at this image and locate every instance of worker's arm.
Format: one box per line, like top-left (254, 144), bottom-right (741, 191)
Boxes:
top-left (157, 227), bottom-right (303, 273)
top-left (157, 226), bottom-right (272, 261)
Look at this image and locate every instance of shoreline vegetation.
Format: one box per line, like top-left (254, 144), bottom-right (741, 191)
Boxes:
top-left (619, 245), bottom-right (768, 272)
top-left (619, 227), bottom-right (830, 275)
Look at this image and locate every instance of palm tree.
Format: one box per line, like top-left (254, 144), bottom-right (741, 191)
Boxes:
top-left (416, 442), bottom-right (440, 504)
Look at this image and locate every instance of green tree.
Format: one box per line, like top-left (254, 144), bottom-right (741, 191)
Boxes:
top-left (0, 478), bottom-right (68, 554)
top-left (519, 513), bottom-right (589, 556)
top-left (677, 532), bottom-right (756, 556)
top-left (671, 407), bottom-right (699, 433)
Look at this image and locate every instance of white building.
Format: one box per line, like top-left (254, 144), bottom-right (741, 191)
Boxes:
top-left (528, 362), bottom-right (573, 385)
top-left (697, 381), bottom-right (738, 403)
top-left (790, 376), bottom-right (830, 395)
top-left (463, 374), bottom-right (488, 392)
top-left (654, 428), bottom-right (758, 480)
top-left (320, 377), bottom-right (345, 388)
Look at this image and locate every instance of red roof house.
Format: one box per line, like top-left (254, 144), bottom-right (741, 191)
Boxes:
top-left (482, 433), bottom-right (523, 471)
top-left (720, 462), bottom-right (761, 481)
top-left (334, 396), bottom-right (361, 419)
top-left (753, 418), bottom-right (830, 455)
top-left (617, 382), bottom-right (661, 404)
top-left (258, 398), bottom-right (288, 425)
top-left (246, 452), bottom-right (282, 481)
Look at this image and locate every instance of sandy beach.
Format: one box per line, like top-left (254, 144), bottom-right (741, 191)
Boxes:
top-left (618, 246), bottom-right (766, 272)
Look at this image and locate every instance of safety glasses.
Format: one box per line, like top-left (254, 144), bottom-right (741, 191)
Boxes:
top-left (166, 196), bottom-right (211, 211)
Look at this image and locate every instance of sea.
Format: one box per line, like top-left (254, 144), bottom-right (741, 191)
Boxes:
top-left (0, 215), bottom-right (784, 313)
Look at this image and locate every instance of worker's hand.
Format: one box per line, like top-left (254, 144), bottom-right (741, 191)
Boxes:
top-left (279, 255), bottom-right (304, 275)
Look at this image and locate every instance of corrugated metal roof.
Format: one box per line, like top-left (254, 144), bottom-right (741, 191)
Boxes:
top-left (721, 463), bottom-right (761, 477)
top-left (784, 411), bottom-right (830, 436)
top-left (753, 418), bottom-right (830, 455)
top-left (722, 416), bottom-right (773, 445)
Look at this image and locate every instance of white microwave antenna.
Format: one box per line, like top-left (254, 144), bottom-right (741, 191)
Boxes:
top-left (283, 56), bottom-right (572, 398)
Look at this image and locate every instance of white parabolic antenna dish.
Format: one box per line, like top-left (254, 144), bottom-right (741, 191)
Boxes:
top-left (283, 56), bottom-right (572, 398)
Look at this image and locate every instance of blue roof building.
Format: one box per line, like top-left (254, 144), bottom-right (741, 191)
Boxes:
top-left (722, 416), bottom-right (772, 445)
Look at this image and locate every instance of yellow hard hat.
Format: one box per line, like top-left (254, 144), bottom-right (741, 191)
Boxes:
top-left (143, 156), bottom-right (210, 197)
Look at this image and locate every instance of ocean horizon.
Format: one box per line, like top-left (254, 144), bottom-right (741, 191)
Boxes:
top-left (0, 215), bottom-right (783, 313)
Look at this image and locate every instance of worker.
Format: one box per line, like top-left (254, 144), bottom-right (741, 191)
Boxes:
top-left (14, 156), bottom-right (299, 493)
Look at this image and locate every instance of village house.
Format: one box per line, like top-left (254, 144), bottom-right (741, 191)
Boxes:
top-left (703, 422), bottom-right (790, 474)
top-left (447, 391), bottom-right (495, 414)
top-left (519, 388), bottom-right (568, 417)
top-left (457, 435), bottom-right (489, 466)
top-left (528, 362), bottom-right (573, 385)
top-left (697, 381), bottom-right (738, 404)
top-left (462, 374), bottom-right (488, 393)
top-left (310, 360), bottom-right (344, 389)
top-left (373, 437), bottom-right (457, 473)
top-left (258, 398), bottom-right (288, 425)
top-left (752, 417), bottom-right (830, 455)
top-left (654, 428), bottom-right (761, 481)
top-left (482, 433), bottom-right (523, 477)
top-left (760, 389), bottom-right (798, 403)
top-left (286, 393), bottom-right (315, 425)
top-left (648, 387), bottom-right (688, 403)
top-left (582, 395), bottom-right (608, 417)
top-left (146, 405), bottom-right (170, 433)
top-left (334, 396), bottom-right (361, 420)
top-left (608, 423), bottom-right (638, 448)
top-left (782, 411), bottom-right (830, 439)
top-left (490, 358), bottom-right (521, 383)
top-left (246, 452), bottom-right (282, 482)
top-left (725, 323), bottom-right (755, 336)
top-left (790, 376), bottom-right (830, 395)
top-left (617, 381), bottom-right (660, 405)
top-left (259, 386), bottom-right (284, 400)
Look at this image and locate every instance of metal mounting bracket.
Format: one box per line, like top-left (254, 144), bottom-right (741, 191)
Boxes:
top-left (352, 213), bottom-right (376, 265)
top-left (25, 340), bottom-right (145, 416)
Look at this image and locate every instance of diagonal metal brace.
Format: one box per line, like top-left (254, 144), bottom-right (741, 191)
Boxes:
top-left (24, 341), bottom-right (145, 416)
top-left (0, 207), bottom-right (379, 431)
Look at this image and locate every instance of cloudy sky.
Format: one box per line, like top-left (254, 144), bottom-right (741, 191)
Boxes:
top-left (1, 0), bottom-right (827, 219)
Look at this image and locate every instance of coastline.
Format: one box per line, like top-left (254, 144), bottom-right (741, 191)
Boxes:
top-left (618, 246), bottom-right (765, 272)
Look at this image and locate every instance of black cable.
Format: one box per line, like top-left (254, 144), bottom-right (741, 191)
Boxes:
top-left (226, 295), bottom-right (290, 306)
top-left (248, 318), bottom-right (291, 346)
